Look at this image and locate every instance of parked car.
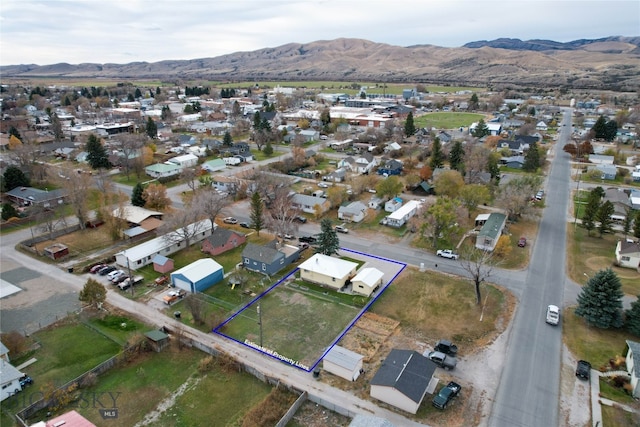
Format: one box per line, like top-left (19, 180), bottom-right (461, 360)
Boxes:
top-left (119, 275), bottom-right (144, 290)
top-left (112, 274), bottom-right (129, 284)
top-left (154, 275), bottom-right (169, 286)
top-left (426, 351), bottom-right (458, 370)
top-left (107, 269), bottom-right (125, 282)
top-left (518, 237), bottom-right (527, 247)
top-left (98, 266), bottom-right (116, 276)
top-left (335, 225), bottom-right (349, 234)
top-left (239, 222), bottom-right (251, 229)
top-left (432, 381), bottom-right (461, 409)
top-left (90, 264), bottom-right (107, 274)
top-left (535, 190), bottom-right (544, 201)
top-left (299, 236), bottom-right (317, 244)
top-left (223, 217), bottom-right (238, 224)
top-left (163, 289), bottom-right (186, 305)
top-left (576, 360), bottom-right (591, 380)
top-left (318, 182), bottom-right (329, 188)
top-left (294, 216), bottom-right (307, 223)
top-left (436, 249), bottom-right (459, 260)
top-left (19, 375), bottom-right (33, 388)
top-left (298, 242), bottom-right (310, 251)
top-left (434, 339), bottom-right (458, 357)
top-left (546, 305), bottom-right (560, 325)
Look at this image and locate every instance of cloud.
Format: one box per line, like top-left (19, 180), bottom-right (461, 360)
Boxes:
top-left (0, 0), bottom-right (638, 65)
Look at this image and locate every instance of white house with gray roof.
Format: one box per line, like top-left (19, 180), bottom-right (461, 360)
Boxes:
top-left (475, 213), bottom-right (507, 251)
top-left (323, 345), bottom-right (364, 381)
top-left (298, 254), bottom-right (357, 290)
top-left (625, 340), bottom-right (640, 398)
top-left (338, 201), bottom-right (367, 223)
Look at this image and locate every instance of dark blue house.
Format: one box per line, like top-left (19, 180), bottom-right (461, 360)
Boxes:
top-left (241, 240), bottom-right (300, 276)
top-left (377, 159), bottom-right (403, 176)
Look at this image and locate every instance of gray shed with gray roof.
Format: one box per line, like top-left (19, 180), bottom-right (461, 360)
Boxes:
top-left (323, 345), bottom-right (364, 381)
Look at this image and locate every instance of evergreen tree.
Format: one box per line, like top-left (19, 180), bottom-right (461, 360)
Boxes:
top-left (8, 126), bottom-right (21, 140)
top-left (449, 140), bottom-right (465, 172)
top-left (488, 153), bottom-right (500, 182)
top-left (472, 119), bottom-right (490, 138)
top-left (145, 117), bottom-right (157, 139)
top-left (223, 131), bottom-right (233, 147)
top-left (591, 115), bottom-right (608, 139)
top-left (51, 113), bottom-right (64, 141)
top-left (595, 201), bottom-right (614, 236)
top-left (469, 93), bottom-right (479, 110)
top-left (575, 268), bottom-right (624, 329)
top-left (634, 211), bottom-right (640, 239)
top-left (131, 183), bottom-right (146, 207)
top-left (134, 88), bottom-right (142, 99)
top-left (250, 192), bottom-right (264, 236)
top-left (623, 208), bottom-right (633, 237)
top-left (263, 141), bottom-right (273, 156)
top-left (523, 141), bottom-right (540, 172)
top-left (429, 137), bottom-right (445, 170)
top-left (316, 218), bottom-right (340, 256)
top-left (404, 111), bottom-right (416, 137)
top-left (625, 296), bottom-right (640, 337)
top-left (1, 203), bottom-right (18, 220)
top-left (581, 189), bottom-right (602, 235)
top-left (86, 134), bottom-right (111, 169)
top-left (79, 278), bottom-right (107, 308)
top-left (253, 111), bottom-right (261, 130)
top-left (604, 120), bottom-right (618, 142)
top-left (3, 165), bottom-right (30, 191)
top-left (161, 105), bottom-right (172, 120)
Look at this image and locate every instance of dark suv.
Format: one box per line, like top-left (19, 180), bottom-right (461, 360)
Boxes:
top-left (576, 360), bottom-right (591, 380)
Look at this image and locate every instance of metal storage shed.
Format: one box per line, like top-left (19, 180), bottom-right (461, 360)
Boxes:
top-left (170, 258), bottom-right (224, 293)
top-left (323, 345), bottom-right (364, 381)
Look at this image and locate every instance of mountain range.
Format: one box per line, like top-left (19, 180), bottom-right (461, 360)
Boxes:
top-left (2, 37), bottom-right (639, 90)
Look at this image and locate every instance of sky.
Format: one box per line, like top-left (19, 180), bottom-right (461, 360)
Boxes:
top-left (1, 0), bottom-right (638, 66)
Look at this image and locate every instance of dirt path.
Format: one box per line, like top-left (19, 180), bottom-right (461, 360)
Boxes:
top-left (134, 376), bottom-right (202, 426)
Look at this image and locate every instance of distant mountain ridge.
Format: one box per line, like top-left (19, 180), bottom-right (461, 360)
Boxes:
top-left (2, 36), bottom-right (639, 91)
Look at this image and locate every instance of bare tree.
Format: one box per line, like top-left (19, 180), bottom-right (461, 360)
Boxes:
top-left (464, 144), bottom-right (490, 184)
top-left (496, 175), bottom-right (542, 221)
top-left (181, 167), bottom-right (200, 193)
top-left (113, 134), bottom-right (146, 179)
top-left (57, 172), bottom-right (93, 230)
top-left (191, 188), bottom-right (230, 227)
top-left (267, 186), bottom-right (298, 235)
top-left (460, 248), bottom-right (499, 305)
top-left (33, 204), bottom-right (68, 240)
top-left (160, 209), bottom-right (208, 248)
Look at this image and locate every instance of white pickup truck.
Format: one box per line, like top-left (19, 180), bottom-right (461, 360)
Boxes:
top-left (436, 249), bottom-right (459, 260)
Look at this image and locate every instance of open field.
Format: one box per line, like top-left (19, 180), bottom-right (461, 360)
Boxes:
top-left (414, 112), bottom-right (485, 130)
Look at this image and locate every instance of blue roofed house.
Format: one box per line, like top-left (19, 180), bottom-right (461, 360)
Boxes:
top-left (377, 159), bottom-right (403, 176)
top-left (170, 258), bottom-right (224, 293)
top-left (385, 197), bottom-right (403, 213)
top-left (241, 240), bottom-right (300, 276)
top-left (370, 349), bottom-right (437, 414)
top-left (475, 213), bottom-right (507, 251)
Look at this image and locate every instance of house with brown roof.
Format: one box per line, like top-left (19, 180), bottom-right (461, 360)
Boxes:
top-left (202, 228), bottom-right (246, 256)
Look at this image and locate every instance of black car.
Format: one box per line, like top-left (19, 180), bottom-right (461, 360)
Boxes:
top-left (298, 236), bottom-right (317, 244)
top-left (98, 266), bottom-right (116, 276)
top-left (239, 222), bottom-right (251, 229)
top-left (294, 216), bottom-right (307, 223)
top-left (434, 339), bottom-right (458, 357)
top-left (576, 360), bottom-right (591, 380)
top-left (432, 381), bottom-right (461, 409)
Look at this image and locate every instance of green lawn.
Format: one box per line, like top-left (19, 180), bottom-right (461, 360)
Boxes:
top-left (414, 112), bottom-right (485, 130)
top-left (601, 402), bottom-right (640, 427)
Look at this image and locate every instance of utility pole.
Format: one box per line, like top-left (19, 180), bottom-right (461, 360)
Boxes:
top-left (574, 170), bottom-right (581, 230)
top-left (257, 304), bottom-right (263, 348)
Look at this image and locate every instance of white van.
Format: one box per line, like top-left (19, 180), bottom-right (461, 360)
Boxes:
top-left (546, 305), bottom-right (560, 325)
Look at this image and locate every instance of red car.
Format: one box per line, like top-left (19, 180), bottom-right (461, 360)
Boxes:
top-left (518, 237), bottom-right (527, 247)
top-left (90, 264), bottom-right (107, 274)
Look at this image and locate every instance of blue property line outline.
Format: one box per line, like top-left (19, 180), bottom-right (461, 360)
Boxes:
top-left (213, 248), bottom-right (407, 372)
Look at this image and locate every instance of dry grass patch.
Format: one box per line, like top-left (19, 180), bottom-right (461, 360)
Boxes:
top-left (34, 227), bottom-right (115, 256)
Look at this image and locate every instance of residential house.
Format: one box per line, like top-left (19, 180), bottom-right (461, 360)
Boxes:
top-left (382, 200), bottom-right (422, 228)
top-left (29, 410), bottom-right (98, 427)
top-left (145, 163), bottom-right (182, 179)
top-left (588, 154), bottom-right (615, 165)
top-left (377, 159), bottom-right (403, 176)
top-left (170, 258), bottom-right (224, 293)
top-left (291, 194), bottom-right (331, 215)
top-left (630, 190), bottom-right (640, 210)
top-left (368, 196), bottom-right (385, 210)
top-left (152, 254), bottom-right (174, 273)
top-left (338, 156), bottom-right (357, 172)
top-left (201, 158), bottom-right (226, 173)
top-left (115, 219), bottom-right (214, 270)
top-left (475, 213), bottom-right (507, 251)
top-left (0, 359), bottom-right (23, 401)
top-left (626, 340), bottom-right (640, 398)
top-left (498, 139), bottom-right (529, 155)
top-left (323, 345), bottom-right (364, 381)
top-left (201, 228), bottom-right (246, 256)
top-left (298, 254), bottom-right (358, 290)
top-left (242, 240), bottom-right (300, 276)
top-left (354, 153), bottom-right (378, 174)
top-left (437, 131), bottom-right (453, 144)
top-left (178, 134), bottom-right (197, 146)
top-left (501, 155), bottom-right (525, 169)
top-left (370, 349), bottom-right (437, 414)
top-left (385, 197), bottom-right (403, 213)
top-left (470, 122), bottom-right (502, 136)
top-left (111, 205), bottom-right (164, 238)
top-left (338, 201), bottom-right (367, 223)
top-left (536, 121), bottom-right (548, 131)
top-left (325, 168), bottom-right (347, 183)
top-left (594, 164), bottom-right (617, 180)
top-left (351, 267), bottom-right (385, 297)
top-left (384, 142), bottom-right (402, 153)
top-left (5, 187), bottom-right (67, 208)
top-left (167, 153), bottom-right (198, 169)
top-left (615, 240), bottom-right (640, 271)
top-left (298, 129), bottom-right (320, 142)
top-left (0, 342), bottom-right (9, 362)
top-left (604, 188), bottom-right (632, 222)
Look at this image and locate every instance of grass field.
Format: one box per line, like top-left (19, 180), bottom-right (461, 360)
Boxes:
top-left (414, 112), bottom-right (485, 130)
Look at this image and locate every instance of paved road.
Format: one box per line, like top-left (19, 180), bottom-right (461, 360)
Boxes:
top-left (489, 109), bottom-right (573, 427)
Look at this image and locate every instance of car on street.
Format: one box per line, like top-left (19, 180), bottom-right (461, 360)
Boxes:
top-left (576, 360), bottom-right (591, 380)
top-left (518, 237), bottom-right (527, 247)
top-left (239, 222), bottom-right (251, 229)
top-left (436, 249), bottom-right (459, 260)
top-left (434, 339), bottom-right (458, 357)
top-left (335, 224), bottom-right (349, 233)
top-left (318, 182), bottom-right (329, 188)
top-left (223, 217), bottom-right (238, 224)
top-left (426, 351), bottom-right (458, 370)
top-left (432, 381), bottom-right (461, 409)
top-left (299, 236), bottom-right (317, 244)
top-left (546, 304), bottom-right (560, 325)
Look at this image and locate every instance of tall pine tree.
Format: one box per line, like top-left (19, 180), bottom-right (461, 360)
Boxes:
top-left (575, 268), bottom-right (624, 329)
top-left (523, 141), bottom-right (540, 172)
top-left (250, 192), bottom-right (264, 236)
top-left (429, 137), bottom-right (445, 170)
top-left (317, 218), bottom-right (340, 256)
top-left (131, 183), bottom-right (146, 207)
top-left (404, 112), bottom-right (416, 137)
top-left (595, 201), bottom-right (614, 236)
top-left (449, 140), bottom-right (465, 172)
top-left (626, 295), bottom-right (640, 337)
top-left (86, 134), bottom-right (111, 169)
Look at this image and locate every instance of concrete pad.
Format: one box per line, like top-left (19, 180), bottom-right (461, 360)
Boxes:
top-left (0, 278), bottom-right (22, 298)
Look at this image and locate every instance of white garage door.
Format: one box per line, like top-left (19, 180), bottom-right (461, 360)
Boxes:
top-left (173, 278), bottom-right (192, 293)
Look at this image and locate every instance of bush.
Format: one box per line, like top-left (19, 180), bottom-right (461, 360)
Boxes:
top-left (0, 331), bottom-right (29, 356)
top-left (197, 356), bottom-right (215, 373)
